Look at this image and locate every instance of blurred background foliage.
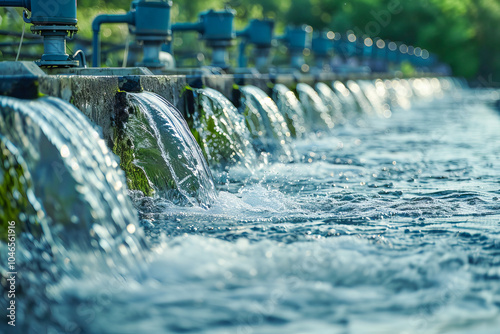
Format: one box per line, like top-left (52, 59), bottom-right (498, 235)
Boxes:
top-left (1, 0), bottom-right (499, 82)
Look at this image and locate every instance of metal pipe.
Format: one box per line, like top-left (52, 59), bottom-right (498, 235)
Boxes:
top-left (254, 48), bottom-right (270, 69)
top-left (236, 30), bottom-right (246, 38)
top-left (1, 0), bottom-right (81, 66)
top-left (290, 52), bottom-right (304, 69)
top-left (238, 40), bottom-right (248, 68)
top-left (0, 0), bottom-right (30, 9)
top-left (211, 46), bottom-right (228, 68)
top-left (236, 27), bottom-right (249, 68)
top-left (92, 12), bottom-right (135, 67)
top-left (43, 35), bottom-right (66, 56)
top-left (171, 22), bottom-right (203, 33)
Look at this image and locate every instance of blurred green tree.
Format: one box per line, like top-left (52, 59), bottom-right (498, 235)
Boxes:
top-left (1, 0), bottom-right (499, 81)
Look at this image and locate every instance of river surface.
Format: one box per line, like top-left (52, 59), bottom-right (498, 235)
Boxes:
top-left (12, 87), bottom-right (500, 334)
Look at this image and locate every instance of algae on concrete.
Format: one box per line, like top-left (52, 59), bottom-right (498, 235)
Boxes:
top-left (0, 136), bottom-right (41, 242)
top-left (112, 93), bottom-right (155, 197)
top-left (185, 87), bottom-right (257, 169)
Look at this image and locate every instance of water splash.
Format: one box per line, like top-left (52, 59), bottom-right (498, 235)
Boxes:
top-left (188, 87), bottom-right (257, 171)
top-left (0, 96), bottom-right (149, 333)
top-left (272, 83), bottom-right (307, 139)
top-left (3, 79), bottom-right (492, 334)
top-left (296, 83), bottom-right (336, 131)
top-left (239, 85), bottom-right (296, 162)
top-left (125, 92), bottom-right (217, 208)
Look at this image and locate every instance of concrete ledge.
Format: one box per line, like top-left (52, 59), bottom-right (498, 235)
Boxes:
top-left (0, 61), bottom-right (46, 76)
top-left (45, 67), bottom-right (154, 76)
top-left (0, 60), bottom-right (419, 152)
top-left (38, 75), bottom-right (121, 146)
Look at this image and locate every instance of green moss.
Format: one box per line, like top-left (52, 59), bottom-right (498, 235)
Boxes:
top-left (196, 103), bottom-right (234, 165)
top-left (112, 96), bottom-right (154, 196)
top-left (113, 93), bottom-right (186, 197)
top-left (401, 62), bottom-right (416, 77)
top-left (190, 127), bottom-right (208, 161)
top-left (34, 81), bottom-right (45, 99)
top-left (0, 139), bottom-right (41, 242)
top-left (180, 85), bottom-right (193, 97)
top-left (112, 127), bottom-right (154, 197)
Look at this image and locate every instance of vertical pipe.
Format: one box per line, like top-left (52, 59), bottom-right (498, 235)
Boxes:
top-left (92, 31), bottom-right (101, 67)
top-left (238, 40), bottom-right (247, 68)
top-left (92, 13), bottom-right (135, 67)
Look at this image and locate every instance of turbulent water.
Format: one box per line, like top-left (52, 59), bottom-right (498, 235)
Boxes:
top-left (0, 96), bottom-right (146, 333)
top-left (2, 80), bottom-right (500, 334)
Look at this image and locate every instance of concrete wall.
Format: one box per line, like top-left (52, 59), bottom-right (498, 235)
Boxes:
top-left (0, 61), bottom-right (405, 148)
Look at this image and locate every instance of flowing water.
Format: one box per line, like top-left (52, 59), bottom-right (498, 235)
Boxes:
top-left (0, 96), bottom-right (144, 254)
top-left (295, 83), bottom-right (336, 131)
top-left (0, 96), bottom-right (147, 333)
top-left (346, 80), bottom-right (373, 114)
top-left (190, 88), bottom-right (256, 170)
top-left (239, 85), bottom-right (295, 162)
top-left (272, 84), bottom-right (307, 139)
top-left (2, 79), bottom-right (500, 334)
top-left (125, 92), bottom-right (217, 208)
top-left (315, 82), bottom-right (346, 124)
top-left (333, 80), bottom-right (359, 113)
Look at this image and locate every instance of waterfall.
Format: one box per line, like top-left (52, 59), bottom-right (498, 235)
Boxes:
top-left (239, 85), bottom-right (296, 162)
top-left (315, 82), bottom-right (346, 124)
top-left (0, 97), bottom-right (144, 267)
top-left (124, 92), bottom-right (217, 208)
top-left (191, 87), bottom-right (257, 169)
top-left (1, 133), bottom-right (45, 241)
top-left (272, 83), bottom-right (307, 139)
top-left (346, 80), bottom-right (373, 113)
top-left (357, 80), bottom-right (391, 117)
top-left (386, 79), bottom-right (412, 110)
top-left (332, 80), bottom-right (359, 113)
top-left (296, 83), bottom-right (336, 131)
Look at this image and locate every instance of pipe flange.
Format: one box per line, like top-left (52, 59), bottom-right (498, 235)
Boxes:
top-left (136, 61), bottom-right (165, 69)
top-left (31, 25), bottom-right (78, 35)
top-left (36, 59), bottom-right (79, 68)
top-left (205, 39), bottom-right (233, 48)
top-left (136, 35), bottom-right (172, 43)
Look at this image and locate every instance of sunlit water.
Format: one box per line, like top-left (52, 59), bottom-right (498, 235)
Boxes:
top-left (4, 86), bottom-right (500, 334)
